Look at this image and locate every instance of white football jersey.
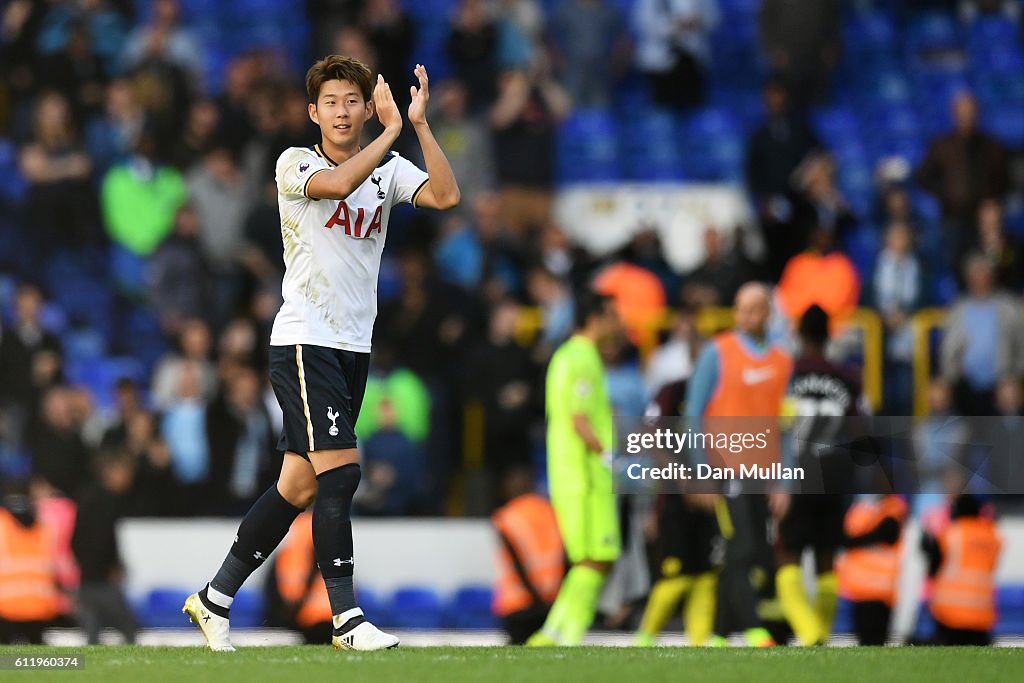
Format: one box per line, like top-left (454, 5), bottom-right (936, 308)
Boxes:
top-left (269, 144), bottom-right (428, 352)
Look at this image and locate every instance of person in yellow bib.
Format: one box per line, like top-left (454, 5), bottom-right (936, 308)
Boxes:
top-left (527, 292), bottom-right (621, 646)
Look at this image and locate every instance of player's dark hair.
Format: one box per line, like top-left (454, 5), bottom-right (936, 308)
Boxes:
top-left (574, 290), bottom-right (612, 330)
top-left (799, 304), bottom-right (830, 349)
top-left (306, 55), bottom-right (373, 104)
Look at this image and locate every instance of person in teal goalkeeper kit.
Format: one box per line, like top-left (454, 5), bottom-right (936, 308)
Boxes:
top-left (528, 291), bottom-right (621, 646)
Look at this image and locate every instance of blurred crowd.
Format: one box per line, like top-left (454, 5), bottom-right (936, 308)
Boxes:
top-left (0, 0), bottom-right (1023, 531)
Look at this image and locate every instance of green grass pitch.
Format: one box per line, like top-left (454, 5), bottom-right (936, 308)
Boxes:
top-left (3, 645), bottom-right (1023, 682)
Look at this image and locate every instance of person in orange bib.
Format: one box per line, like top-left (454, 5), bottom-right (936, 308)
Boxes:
top-left (491, 468), bottom-right (566, 644)
top-left (0, 489), bottom-right (60, 644)
top-left (271, 511), bottom-right (333, 644)
top-left (685, 282), bottom-right (793, 646)
top-left (836, 494), bottom-right (908, 645)
top-left (922, 494), bottom-right (1002, 646)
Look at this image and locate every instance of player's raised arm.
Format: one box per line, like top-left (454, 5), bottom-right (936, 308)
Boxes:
top-left (405, 64), bottom-right (461, 210)
top-left (306, 74), bottom-right (404, 200)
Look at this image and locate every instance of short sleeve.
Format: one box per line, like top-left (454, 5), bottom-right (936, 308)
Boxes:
top-left (276, 148), bottom-right (329, 200)
top-left (390, 154), bottom-right (429, 208)
top-left (563, 353), bottom-right (597, 415)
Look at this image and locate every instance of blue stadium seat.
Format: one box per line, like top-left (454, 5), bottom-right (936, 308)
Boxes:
top-left (966, 15), bottom-right (1020, 51)
top-left (622, 109), bottom-right (684, 181)
top-left (906, 12), bottom-right (962, 54)
top-left (140, 588), bottom-right (192, 628)
top-left (556, 108), bottom-right (621, 183)
top-left (356, 587), bottom-right (392, 627)
top-left (62, 327), bottom-right (108, 366)
top-left (0, 138), bottom-right (27, 204)
top-left (66, 356), bottom-right (145, 410)
top-left (445, 586), bottom-right (497, 629)
top-left (389, 586), bottom-right (444, 629)
top-left (812, 106), bottom-right (859, 146)
top-left (843, 225), bottom-right (882, 279)
top-left (844, 10), bottom-right (897, 55)
top-left (678, 108), bottom-right (744, 181)
top-left (985, 106), bottom-right (1024, 148)
top-left (230, 591), bottom-right (265, 628)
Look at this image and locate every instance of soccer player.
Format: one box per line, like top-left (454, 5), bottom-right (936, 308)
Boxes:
top-left (527, 292), bottom-right (621, 646)
top-left (182, 55), bottom-right (459, 651)
top-left (685, 282), bottom-right (792, 647)
top-left (635, 376), bottom-right (718, 647)
top-left (775, 304), bottom-right (865, 645)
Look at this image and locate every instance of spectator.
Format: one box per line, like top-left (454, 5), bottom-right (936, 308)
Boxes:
top-left (1, 0), bottom-right (49, 104)
top-left (974, 199), bottom-right (1022, 290)
top-left (550, 0), bottom-right (630, 107)
top-left (121, 0), bottom-right (201, 77)
top-left (147, 204), bottom-right (213, 335)
top-left (429, 80), bottom-right (496, 211)
top-left (217, 316), bottom-right (265, 375)
top-left (171, 100), bottom-right (220, 172)
top-left (18, 91), bottom-right (100, 258)
top-left (776, 226), bottom-right (861, 331)
top-left (465, 299), bottom-right (541, 511)
top-left (355, 398), bottom-right (426, 516)
top-left (644, 308), bottom-right (698, 400)
top-left (119, 411), bottom-right (175, 517)
top-left (213, 53), bottom-right (259, 154)
top-left (359, 0), bottom-right (413, 102)
top-left (873, 221), bottom-right (921, 415)
top-left (912, 379), bottom-right (967, 518)
top-left (790, 153), bottom-right (856, 257)
top-left (71, 449), bottom-right (138, 644)
top-left (680, 228), bottom-right (750, 309)
top-left (376, 250), bottom-right (470, 382)
top-left (27, 386), bottom-right (91, 503)
top-left (915, 92), bottom-right (1010, 274)
top-left (594, 260), bottom-right (667, 353)
top-left (238, 180), bottom-right (286, 300)
top-left (436, 211), bottom-right (487, 291)
top-left (30, 477), bottom-right (80, 620)
top-left (35, 0), bottom-right (127, 75)
top-left (84, 78), bottom-right (144, 176)
top-left (940, 253), bottom-right (1024, 416)
top-left (872, 183), bottom-right (923, 237)
top-left (186, 145), bottom-right (248, 272)
top-left (205, 365), bottom-right (276, 515)
top-left (0, 487), bottom-right (60, 644)
top-left (99, 378), bottom-right (145, 448)
top-left (448, 0), bottom-right (500, 113)
top-left (633, 0), bottom-right (719, 110)
top-left (2, 284), bottom-right (64, 413)
top-left (759, 0), bottom-right (841, 106)
top-left (496, 0), bottom-right (544, 69)
top-left (745, 79), bottom-right (821, 278)
top-left (35, 19), bottom-right (108, 121)
top-left (159, 360), bottom-right (210, 512)
top-left (151, 319), bottom-right (217, 411)
top-left (490, 66), bottom-right (570, 235)
top-left (525, 264), bottom-right (574, 358)
top-left (100, 128), bottom-right (188, 256)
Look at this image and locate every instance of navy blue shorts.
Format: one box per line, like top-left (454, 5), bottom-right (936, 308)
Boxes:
top-left (268, 344), bottom-right (371, 456)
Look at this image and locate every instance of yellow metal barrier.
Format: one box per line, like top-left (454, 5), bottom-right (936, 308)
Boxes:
top-left (911, 308), bottom-right (947, 417)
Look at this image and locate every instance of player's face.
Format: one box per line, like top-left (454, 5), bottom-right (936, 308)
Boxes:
top-left (310, 79), bottom-right (371, 149)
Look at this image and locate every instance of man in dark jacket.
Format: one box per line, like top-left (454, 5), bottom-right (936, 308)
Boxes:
top-left (71, 450), bottom-right (138, 644)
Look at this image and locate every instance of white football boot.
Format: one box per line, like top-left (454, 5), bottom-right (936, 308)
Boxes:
top-left (331, 608), bottom-right (400, 651)
top-left (183, 590), bottom-right (236, 652)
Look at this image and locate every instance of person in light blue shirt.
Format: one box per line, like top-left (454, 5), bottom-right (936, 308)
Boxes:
top-left (940, 254), bottom-right (1024, 416)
